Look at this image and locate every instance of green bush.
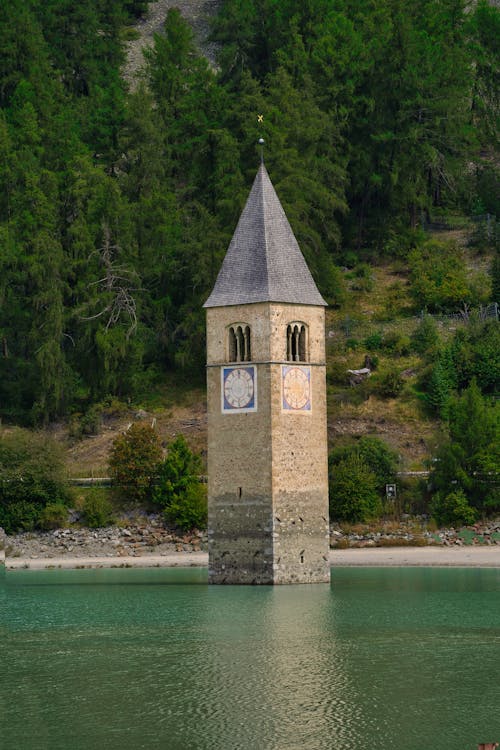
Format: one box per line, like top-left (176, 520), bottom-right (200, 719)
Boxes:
top-left (1, 501), bottom-right (40, 534)
top-left (83, 489), bottom-right (115, 528)
top-left (451, 320), bottom-right (500, 395)
top-left (350, 263), bottom-right (374, 291)
top-left (70, 406), bottom-right (103, 439)
top-left (408, 238), bottom-right (490, 313)
top-left (356, 436), bottom-right (399, 491)
top-left (382, 332), bottom-right (411, 356)
top-left (411, 315), bottom-right (439, 355)
top-left (163, 482), bottom-right (207, 531)
top-left (430, 490), bottom-right (476, 527)
top-left (364, 332), bottom-right (383, 351)
top-left (153, 436), bottom-right (207, 530)
top-left (109, 423), bottom-right (163, 504)
top-left (329, 436), bottom-right (399, 495)
top-left (408, 240), bottom-right (473, 312)
top-left (39, 502), bottom-right (69, 530)
top-left (345, 338), bottom-right (359, 350)
top-left (0, 428), bottom-right (70, 534)
top-left (374, 369), bottom-right (404, 398)
top-left (329, 454), bottom-right (382, 522)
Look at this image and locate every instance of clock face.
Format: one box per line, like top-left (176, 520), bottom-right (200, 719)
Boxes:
top-left (282, 365), bottom-right (311, 412)
top-left (222, 366), bottom-right (257, 412)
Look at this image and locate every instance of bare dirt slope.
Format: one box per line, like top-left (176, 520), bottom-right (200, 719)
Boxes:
top-left (62, 398), bottom-right (207, 477)
top-left (123, 0), bottom-right (221, 87)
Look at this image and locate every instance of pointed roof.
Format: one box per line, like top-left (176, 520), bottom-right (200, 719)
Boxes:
top-left (204, 164), bottom-right (326, 308)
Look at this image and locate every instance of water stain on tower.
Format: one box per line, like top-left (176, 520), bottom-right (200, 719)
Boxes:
top-left (204, 163), bottom-right (330, 584)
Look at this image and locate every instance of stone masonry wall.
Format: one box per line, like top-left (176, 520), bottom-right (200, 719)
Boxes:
top-left (206, 303), bottom-right (330, 584)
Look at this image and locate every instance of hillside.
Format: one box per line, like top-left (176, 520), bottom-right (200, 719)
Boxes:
top-left (59, 226), bottom-right (495, 482)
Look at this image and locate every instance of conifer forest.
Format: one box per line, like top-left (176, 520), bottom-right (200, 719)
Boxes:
top-left (0, 0), bottom-right (498, 427)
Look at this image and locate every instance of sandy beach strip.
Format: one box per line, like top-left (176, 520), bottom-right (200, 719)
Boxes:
top-left (4, 546), bottom-right (500, 571)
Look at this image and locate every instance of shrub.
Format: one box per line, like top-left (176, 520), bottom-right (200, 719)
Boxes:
top-left (430, 490), bottom-right (476, 527)
top-left (329, 454), bottom-right (382, 522)
top-left (1, 501), bottom-right (40, 534)
top-left (451, 320), bottom-right (500, 395)
top-left (329, 436), bottom-right (399, 498)
top-left (109, 423), bottom-right (163, 504)
top-left (68, 405), bottom-right (103, 440)
top-left (163, 482), bottom-right (207, 531)
top-left (408, 240), bottom-right (472, 312)
top-left (382, 281), bottom-right (406, 319)
top-left (374, 368), bottom-right (404, 398)
top-left (0, 428), bottom-right (70, 534)
top-left (83, 489), bottom-right (115, 528)
top-left (411, 315), bottom-right (439, 355)
top-left (356, 436), bottom-right (399, 492)
top-left (39, 502), bottom-right (69, 530)
top-left (153, 436), bottom-right (207, 530)
top-left (382, 332), bottom-right (411, 357)
top-left (364, 332), bottom-right (383, 351)
top-left (350, 263), bottom-right (374, 291)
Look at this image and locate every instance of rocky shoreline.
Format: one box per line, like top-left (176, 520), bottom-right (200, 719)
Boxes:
top-left (330, 518), bottom-right (500, 549)
top-left (4, 515), bottom-right (207, 562)
top-left (3, 516), bottom-right (500, 565)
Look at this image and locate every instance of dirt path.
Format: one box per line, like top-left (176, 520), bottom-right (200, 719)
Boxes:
top-left (123, 0), bottom-right (221, 87)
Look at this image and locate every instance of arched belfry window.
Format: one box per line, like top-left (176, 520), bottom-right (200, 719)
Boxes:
top-left (286, 323), bottom-right (308, 362)
top-left (228, 324), bottom-right (251, 362)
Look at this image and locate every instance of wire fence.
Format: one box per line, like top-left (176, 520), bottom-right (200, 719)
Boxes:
top-left (330, 302), bottom-right (498, 347)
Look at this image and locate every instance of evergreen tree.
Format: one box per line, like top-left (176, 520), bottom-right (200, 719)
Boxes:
top-left (431, 380), bottom-right (500, 513)
top-left (426, 347), bottom-right (458, 418)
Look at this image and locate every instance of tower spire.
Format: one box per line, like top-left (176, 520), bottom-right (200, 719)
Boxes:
top-left (204, 163), bottom-right (326, 308)
top-left (258, 137), bottom-right (265, 164)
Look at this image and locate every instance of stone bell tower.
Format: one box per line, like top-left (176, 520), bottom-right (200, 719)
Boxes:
top-left (204, 163), bottom-right (330, 584)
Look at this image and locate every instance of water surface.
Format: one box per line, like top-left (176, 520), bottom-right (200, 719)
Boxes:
top-left (2, 567), bottom-right (499, 750)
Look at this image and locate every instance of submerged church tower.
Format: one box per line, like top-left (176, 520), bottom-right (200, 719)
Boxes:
top-left (204, 163), bottom-right (330, 584)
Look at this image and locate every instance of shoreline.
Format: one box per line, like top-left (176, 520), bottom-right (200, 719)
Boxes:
top-left (4, 546), bottom-right (500, 571)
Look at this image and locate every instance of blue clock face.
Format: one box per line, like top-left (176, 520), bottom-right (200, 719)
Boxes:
top-left (222, 366), bottom-right (257, 412)
top-left (282, 365), bottom-right (311, 412)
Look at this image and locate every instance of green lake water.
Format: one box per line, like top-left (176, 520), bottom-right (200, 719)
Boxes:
top-left (1, 566), bottom-right (499, 750)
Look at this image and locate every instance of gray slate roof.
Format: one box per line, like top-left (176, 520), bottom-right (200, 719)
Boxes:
top-left (204, 163), bottom-right (326, 308)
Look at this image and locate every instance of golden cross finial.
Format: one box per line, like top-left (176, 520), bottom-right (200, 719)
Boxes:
top-left (257, 114), bottom-right (264, 123)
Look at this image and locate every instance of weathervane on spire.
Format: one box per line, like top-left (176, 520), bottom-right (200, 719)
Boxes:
top-left (257, 114), bottom-right (265, 163)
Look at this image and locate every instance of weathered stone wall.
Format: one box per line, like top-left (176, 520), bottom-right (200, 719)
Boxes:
top-left (271, 362), bottom-right (330, 584)
top-left (206, 302), bottom-right (330, 584)
top-left (207, 304), bottom-right (273, 583)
